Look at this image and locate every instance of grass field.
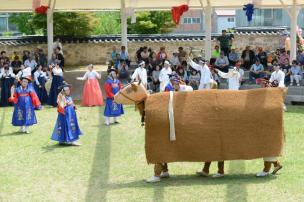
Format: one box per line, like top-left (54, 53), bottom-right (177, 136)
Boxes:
top-left (0, 105), bottom-right (304, 202)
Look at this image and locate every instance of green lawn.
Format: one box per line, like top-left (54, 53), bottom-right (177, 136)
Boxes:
top-left (0, 105), bottom-right (304, 202)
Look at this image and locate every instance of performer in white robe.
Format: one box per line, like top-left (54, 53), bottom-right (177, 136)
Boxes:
top-left (132, 61), bottom-right (148, 89)
top-left (187, 57), bottom-right (213, 90)
top-left (217, 60), bottom-right (243, 90)
top-left (159, 60), bottom-right (172, 92)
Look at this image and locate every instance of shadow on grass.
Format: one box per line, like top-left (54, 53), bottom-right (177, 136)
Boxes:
top-left (226, 161), bottom-right (247, 202)
top-left (0, 109), bottom-right (6, 136)
top-left (0, 132), bottom-right (24, 138)
top-left (85, 107), bottom-right (111, 202)
top-left (41, 143), bottom-right (79, 152)
top-left (105, 173), bottom-right (276, 190)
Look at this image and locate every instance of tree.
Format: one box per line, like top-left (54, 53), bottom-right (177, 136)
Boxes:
top-left (9, 13), bottom-right (36, 35)
top-left (93, 12), bottom-right (121, 35)
top-left (10, 11), bottom-right (175, 36)
top-left (127, 11), bottom-right (175, 34)
top-left (10, 12), bottom-right (93, 37)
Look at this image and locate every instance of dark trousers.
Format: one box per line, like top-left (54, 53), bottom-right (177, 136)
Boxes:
top-left (216, 65), bottom-right (229, 73)
top-left (221, 47), bottom-right (230, 56)
top-left (249, 72), bottom-right (264, 83)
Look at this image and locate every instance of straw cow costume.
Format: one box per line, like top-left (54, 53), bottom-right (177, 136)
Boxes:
top-left (114, 80), bottom-right (285, 182)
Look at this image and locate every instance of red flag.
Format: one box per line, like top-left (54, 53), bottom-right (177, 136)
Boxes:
top-left (35, 6), bottom-right (49, 15)
top-left (171, 4), bottom-right (189, 25)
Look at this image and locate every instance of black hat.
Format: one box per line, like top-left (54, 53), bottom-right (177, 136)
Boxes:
top-left (58, 81), bottom-right (71, 91)
top-left (20, 76), bottom-right (32, 82)
top-left (108, 68), bottom-right (117, 74)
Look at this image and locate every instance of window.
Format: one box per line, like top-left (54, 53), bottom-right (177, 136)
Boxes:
top-left (192, 18), bottom-right (201, 24)
top-left (227, 17), bottom-right (235, 22)
top-left (264, 9), bottom-right (273, 19)
top-left (183, 17), bottom-right (201, 24)
top-left (183, 17), bottom-right (191, 24)
top-left (0, 17), bottom-right (7, 32)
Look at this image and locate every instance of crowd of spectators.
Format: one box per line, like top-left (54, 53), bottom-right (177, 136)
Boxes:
top-left (0, 38), bottom-right (65, 106)
top-left (108, 31), bottom-right (304, 92)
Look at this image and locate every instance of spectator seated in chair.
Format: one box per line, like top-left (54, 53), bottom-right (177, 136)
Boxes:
top-left (215, 51), bottom-right (230, 73)
top-left (249, 59), bottom-right (264, 84)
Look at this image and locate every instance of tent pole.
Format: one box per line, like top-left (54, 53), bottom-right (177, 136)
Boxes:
top-left (121, 0), bottom-right (128, 49)
top-left (290, 1), bottom-right (299, 61)
top-left (204, 3), bottom-right (212, 61)
top-left (47, 8), bottom-right (54, 60)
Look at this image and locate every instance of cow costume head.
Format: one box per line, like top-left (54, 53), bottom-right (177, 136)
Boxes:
top-left (114, 81), bottom-right (148, 105)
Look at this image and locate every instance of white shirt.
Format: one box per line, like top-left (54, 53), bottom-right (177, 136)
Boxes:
top-left (52, 67), bottom-right (63, 77)
top-left (16, 67), bottom-right (32, 80)
top-left (53, 42), bottom-right (63, 55)
top-left (82, 70), bottom-right (101, 80)
top-left (159, 67), bottom-right (172, 91)
top-left (218, 67), bottom-right (241, 90)
top-left (270, 70), bottom-right (285, 87)
top-left (170, 56), bottom-right (180, 66)
top-left (187, 59), bottom-right (212, 87)
top-left (0, 67), bottom-right (13, 75)
top-left (24, 59), bottom-right (37, 71)
top-left (34, 70), bottom-right (48, 85)
top-left (0, 71), bottom-right (15, 78)
top-left (132, 67), bottom-right (147, 87)
top-left (179, 85), bottom-right (193, 92)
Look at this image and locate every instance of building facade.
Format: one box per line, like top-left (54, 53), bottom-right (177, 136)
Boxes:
top-left (235, 8), bottom-right (304, 28)
top-left (173, 8), bottom-right (304, 34)
top-left (0, 13), bottom-right (18, 36)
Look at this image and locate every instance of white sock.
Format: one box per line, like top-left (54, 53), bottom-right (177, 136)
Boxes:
top-left (105, 117), bottom-right (110, 125)
top-left (114, 117), bottom-right (117, 122)
top-left (25, 126), bottom-right (29, 132)
top-left (20, 126), bottom-right (25, 131)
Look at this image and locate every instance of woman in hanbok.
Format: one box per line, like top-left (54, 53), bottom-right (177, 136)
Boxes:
top-left (34, 65), bottom-right (49, 104)
top-left (48, 63), bottom-right (63, 107)
top-left (77, 64), bottom-right (104, 107)
top-left (9, 77), bottom-right (41, 134)
top-left (0, 65), bottom-right (16, 106)
top-left (104, 69), bottom-right (124, 126)
top-left (51, 82), bottom-right (82, 146)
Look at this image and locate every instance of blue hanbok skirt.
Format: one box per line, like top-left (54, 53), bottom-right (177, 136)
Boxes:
top-left (12, 96), bottom-right (37, 126)
top-left (48, 75), bottom-right (63, 107)
top-left (51, 105), bottom-right (82, 143)
top-left (104, 98), bottom-right (124, 117)
top-left (0, 77), bottom-right (15, 106)
top-left (34, 77), bottom-right (48, 104)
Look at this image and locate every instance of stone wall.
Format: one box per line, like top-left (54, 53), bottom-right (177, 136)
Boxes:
top-left (0, 34), bottom-right (284, 66)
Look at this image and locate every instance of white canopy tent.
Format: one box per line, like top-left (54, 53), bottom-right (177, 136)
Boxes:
top-left (1, 0), bottom-right (304, 61)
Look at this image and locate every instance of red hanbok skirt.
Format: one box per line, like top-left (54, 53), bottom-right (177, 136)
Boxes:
top-left (81, 78), bottom-right (104, 106)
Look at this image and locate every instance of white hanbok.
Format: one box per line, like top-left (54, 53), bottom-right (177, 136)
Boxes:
top-left (132, 67), bottom-right (148, 88)
top-left (159, 67), bottom-right (172, 92)
top-left (269, 70), bottom-right (285, 87)
top-left (187, 59), bottom-right (212, 90)
top-left (217, 67), bottom-right (242, 90)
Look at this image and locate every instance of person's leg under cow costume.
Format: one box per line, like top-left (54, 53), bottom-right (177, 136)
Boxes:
top-left (146, 163), bottom-right (169, 183)
top-left (197, 161), bottom-right (225, 178)
top-left (256, 157), bottom-right (283, 177)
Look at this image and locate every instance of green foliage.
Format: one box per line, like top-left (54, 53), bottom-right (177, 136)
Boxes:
top-left (127, 11), bottom-right (175, 34)
top-left (9, 11), bottom-right (175, 36)
top-left (93, 12), bottom-right (121, 35)
top-left (9, 13), bottom-right (36, 35)
top-left (3, 32), bottom-right (13, 37)
top-left (9, 12), bottom-right (93, 37)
